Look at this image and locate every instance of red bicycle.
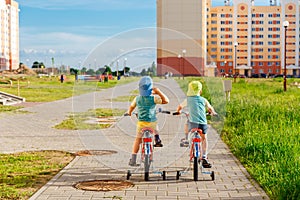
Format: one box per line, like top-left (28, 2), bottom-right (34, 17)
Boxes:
top-left (125, 108), bottom-right (170, 181)
top-left (173, 111), bottom-right (215, 181)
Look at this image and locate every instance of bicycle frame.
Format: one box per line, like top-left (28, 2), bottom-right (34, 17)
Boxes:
top-left (126, 108), bottom-right (170, 181)
top-left (141, 127), bottom-right (154, 162)
top-left (189, 128), bottom-right (202, 161)
top-left (173, 111), bottom-right (215, 181)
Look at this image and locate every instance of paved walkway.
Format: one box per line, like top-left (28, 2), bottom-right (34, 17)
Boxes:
top-left (0, 78), bottom-right (269, 200)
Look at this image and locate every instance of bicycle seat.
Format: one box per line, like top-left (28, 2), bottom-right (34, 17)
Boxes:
top-left (190, 128), bottom-right (203, 134)
top-left (140, 127), bottom-right (155, 135)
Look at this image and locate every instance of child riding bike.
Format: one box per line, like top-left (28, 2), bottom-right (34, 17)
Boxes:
top-left (175, 80), bottom-right (217, 168)
top-left (126, 76), bottom-right (169, 166)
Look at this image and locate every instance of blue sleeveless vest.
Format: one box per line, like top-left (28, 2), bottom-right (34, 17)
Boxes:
top-left (187, 96), bottom-right (207, 124)
top-left (136, 96), bottom-right (157, 122)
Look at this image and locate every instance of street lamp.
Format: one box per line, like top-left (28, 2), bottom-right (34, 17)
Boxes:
top-left (178, 54), bottom-right (182, 77)
top-left (234, 42), bottom-right (238, 82)
top-left (123, 58), bottom-right (127, 76)
top-left (283, 20), bottom-right (289, 92)
top-left (51, 57), bottom-right (55, 75)
top-left (182, 49), bottom-right (186, 79)
top-left (223, 60), bottom-right (227, 77)
top-left (116, 60), bottom-right (119, 78)
top-left (94, 59), bottom-right (97, 73)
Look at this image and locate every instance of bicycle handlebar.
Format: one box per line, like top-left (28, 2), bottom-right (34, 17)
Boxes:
top-left (172, 111), bottom-right (218, 117)
top-left (124, 108), bottom-right (171, 117)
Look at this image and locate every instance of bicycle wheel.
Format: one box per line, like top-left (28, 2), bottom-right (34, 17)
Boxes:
top-left (144, 155), bottom-right (151, 181)
top-left (193, 156), bottom-right (198, 181)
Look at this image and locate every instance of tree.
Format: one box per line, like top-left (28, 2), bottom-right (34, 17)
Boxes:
top-left (31, 61), bottom-right (45, 68)
top-left (32, 61), bottom-right (40, 68)
top-left (39, 62), bottom-right (45, 68)
top-left (81, 67), bottom-right (87, 74)
top-left (86, 68), bottom-right (95, 75)
top-left (70, 68), bottom-right (79, 75)
top-left (151, 62), bottom-right (157, 76)
top-left (124, 67), bottom-right (130, 73)
top-left (96, 68), bottom-right (105, 75)
top-left (141, 68), bottom-right (147, 76)
top-left (103, 65), bottom-right (112, 74)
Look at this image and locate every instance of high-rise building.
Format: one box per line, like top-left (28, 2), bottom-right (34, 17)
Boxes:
top-left (157, 0), bottom-right (208, 77)
top-left (157, 0), bottom-right (300, 77)
top-left (0, 0), bottom-right (19, 71)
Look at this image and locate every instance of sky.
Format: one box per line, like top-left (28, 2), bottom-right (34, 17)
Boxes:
top-left (18, 0), bottom-right (270, 71)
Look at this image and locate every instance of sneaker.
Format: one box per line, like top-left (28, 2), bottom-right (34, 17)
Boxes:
top-left (201, 158), bottom-right (212, 168)
top-left (180, 138), bottom-right (189, 147)
top-left (154, 135), bottom-right (163, 147)
top-left (128, 159), bottom-right (140, 166)
top-left (154, 141), bottom-right (163, 147)
top-left (180, 137), bottom-right (187, 142)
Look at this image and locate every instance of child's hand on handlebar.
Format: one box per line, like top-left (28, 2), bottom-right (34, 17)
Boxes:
top-left (173, 111), bottom-right (181, 115)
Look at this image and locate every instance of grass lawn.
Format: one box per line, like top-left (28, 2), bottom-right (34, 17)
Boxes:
top-left (54, 108), bottom-right (126, 130)
top-left (0, 75), bottom-right (138, 199)
top-left (0, 151), bottom-right (75, 200)
top-left (176, 77), bottom-right (300, 200)
top-left (0, 75), bottom-right (139, 102)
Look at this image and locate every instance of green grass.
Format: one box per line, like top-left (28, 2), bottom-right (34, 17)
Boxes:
top-left (176, 77), bottom-right (300, 200)
top-left (0, 76), bottom-right (139, 102)
top-left (54, 108), bottom-right (126, 130)
top-left (0, 105), bottom-right (26, 113)
top-left (0, 151), bottom-right (74, 200)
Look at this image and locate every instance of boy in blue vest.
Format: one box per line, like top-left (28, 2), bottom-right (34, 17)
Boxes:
top-left (127, 76), bottom-right (169, 166)
top-left (176, 80), bottom-right (217, 168)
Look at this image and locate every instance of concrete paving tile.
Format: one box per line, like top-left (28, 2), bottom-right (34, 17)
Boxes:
top-left (1, 79), bottom-right (269, 200)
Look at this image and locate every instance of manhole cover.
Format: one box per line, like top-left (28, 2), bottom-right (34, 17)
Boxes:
top-left (75, 150), bottom-right (117, 156)
top-left (74, 180), bottom-right (134, 191)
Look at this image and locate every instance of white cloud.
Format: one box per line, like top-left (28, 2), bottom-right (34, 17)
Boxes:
top-left (20, 27), bottom-right (157, 68)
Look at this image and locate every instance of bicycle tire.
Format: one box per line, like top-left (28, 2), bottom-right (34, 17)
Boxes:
top-left (144, 155), bottom-right (150, 181)
top-left (126, 170), bottom-right (131, 180)
top-left (193, 156), bottom-right (198, 181)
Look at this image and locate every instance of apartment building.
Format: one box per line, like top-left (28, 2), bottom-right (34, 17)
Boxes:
top-left (157, 0), bottom-right (300, 77)
top-left (157, 0), bottom-right (207, 76)
top-left (0, 0), bottom-right (19, 71)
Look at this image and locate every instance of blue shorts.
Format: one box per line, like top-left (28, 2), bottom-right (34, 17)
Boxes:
top-left (188, 122), bottom-right (208, 134)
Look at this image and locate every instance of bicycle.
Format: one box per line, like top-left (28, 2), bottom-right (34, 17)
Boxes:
top-left (173, 111), bottom-right (215, 181)
top-left (125, 108), bottom-right (170, 181)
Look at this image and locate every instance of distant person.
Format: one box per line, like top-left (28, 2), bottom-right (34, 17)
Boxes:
top-left (175, 80), bottom-right (217, 168)
top-left (60, 74), bottom-right (64, 83)
top-left (126, 76), bottom-right (169, 166)
top-left (75, 72), bottom-right (78, 82)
